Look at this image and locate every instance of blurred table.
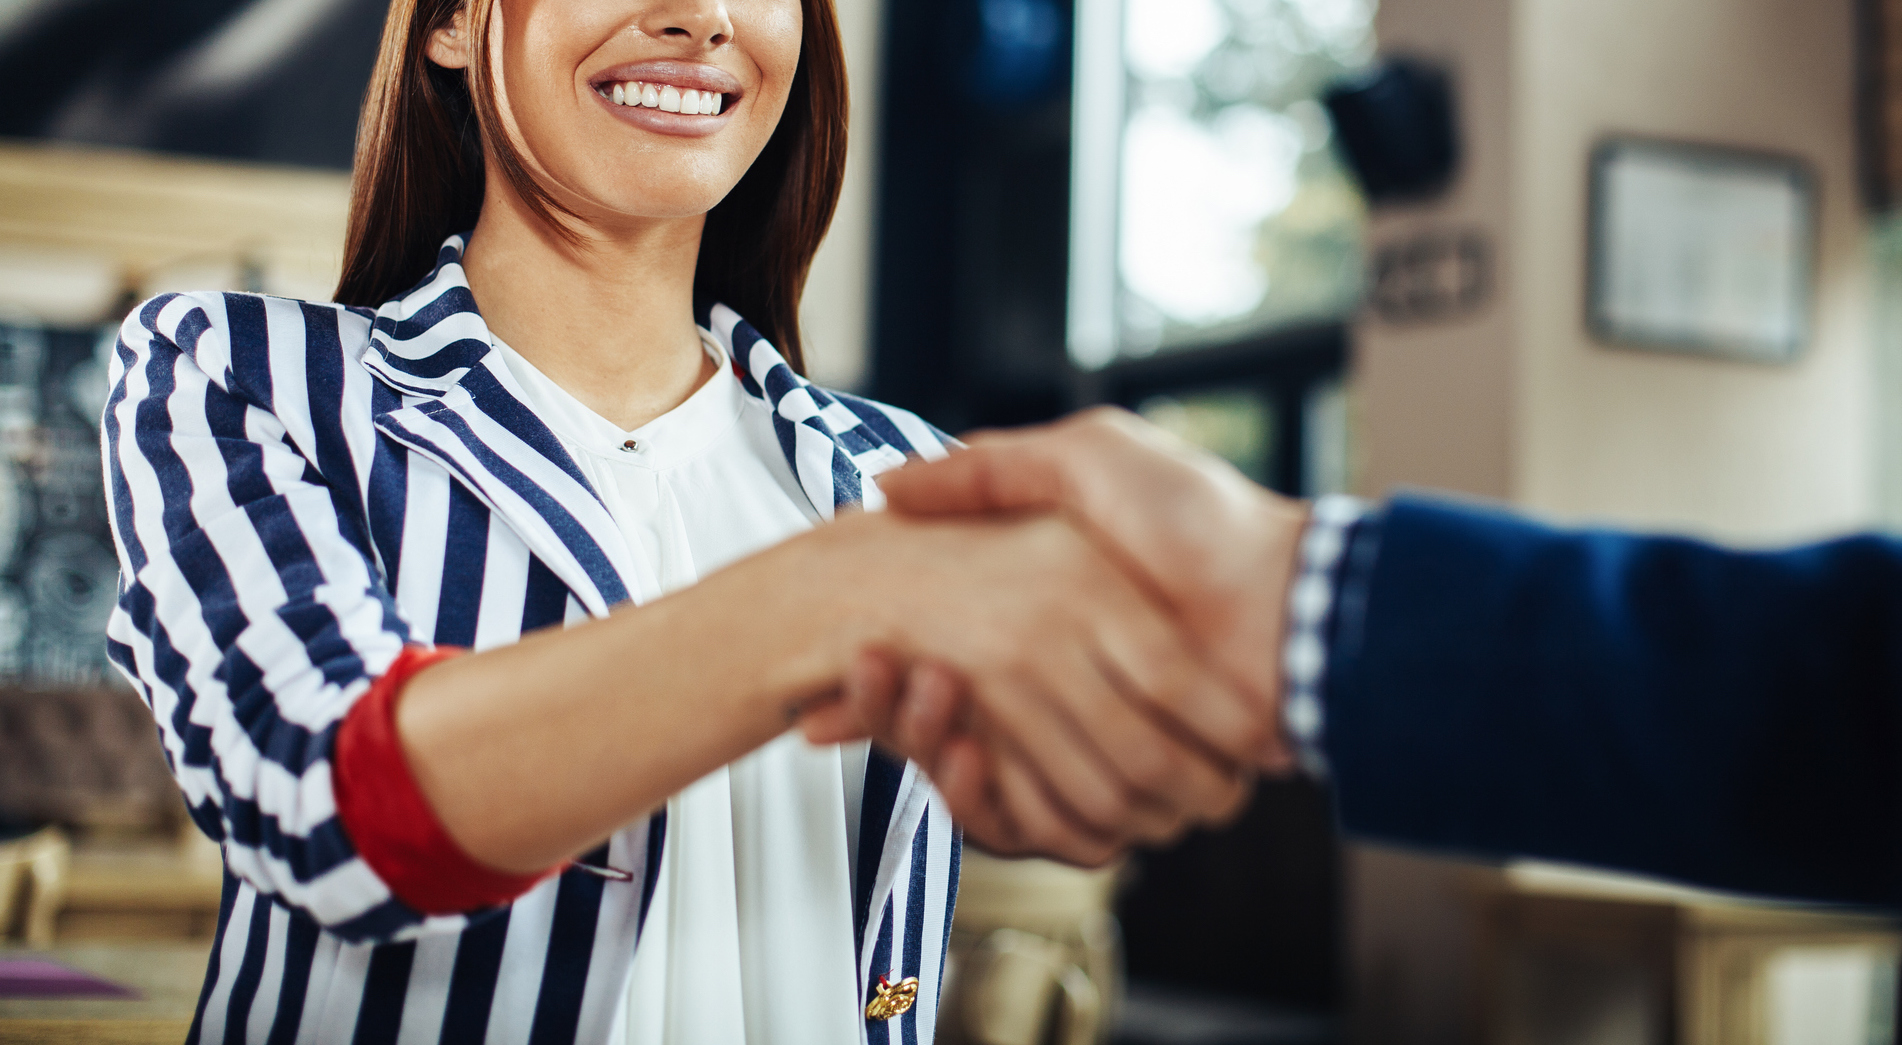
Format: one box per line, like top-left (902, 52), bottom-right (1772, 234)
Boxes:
top-left (56, 831), bottom-right (223, 941)
top-left (0, 941), bottom-right (208, 1043)
top-left (1477, 863), bottom-right (1901, 1045)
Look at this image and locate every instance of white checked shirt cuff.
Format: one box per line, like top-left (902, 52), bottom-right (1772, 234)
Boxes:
top-left (1281, 495), bottom-right (1371, 777)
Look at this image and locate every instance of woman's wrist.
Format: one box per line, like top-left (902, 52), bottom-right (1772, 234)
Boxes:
top-left (641, 531), bottom-right (861, 719)
top-left (768, 510), bottom-right (946, 675)
top-left (392, 535), bottom-right (855, 873)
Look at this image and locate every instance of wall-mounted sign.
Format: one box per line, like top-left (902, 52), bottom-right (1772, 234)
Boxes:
top-left (1369, 227), bottom-right (1493, 325)
top-left (1588, 138), bottom-right (1816, 364)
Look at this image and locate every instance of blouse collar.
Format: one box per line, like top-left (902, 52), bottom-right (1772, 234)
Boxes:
top-left (490, 330), bottom-right (747, 472)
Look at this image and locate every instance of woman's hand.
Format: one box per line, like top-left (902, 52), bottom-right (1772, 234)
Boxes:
top-left (799, 511), bottom-right (1262, 864)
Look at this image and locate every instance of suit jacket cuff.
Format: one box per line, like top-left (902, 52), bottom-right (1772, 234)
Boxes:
top-left (1281, 495), bottom-right (1383, 776)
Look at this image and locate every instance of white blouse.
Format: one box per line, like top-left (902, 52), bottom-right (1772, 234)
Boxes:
top-left (491, 333), bottom-right (872, 1045)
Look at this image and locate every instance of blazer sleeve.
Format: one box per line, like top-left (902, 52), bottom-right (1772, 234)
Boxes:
top-left (103, 292), bottom-right (439, 943)
top-left (1324, 495), bottom-right (1902, 905)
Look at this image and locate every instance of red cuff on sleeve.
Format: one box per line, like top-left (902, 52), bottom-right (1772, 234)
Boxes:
top-left (334, 645), bottom-right (559, 915)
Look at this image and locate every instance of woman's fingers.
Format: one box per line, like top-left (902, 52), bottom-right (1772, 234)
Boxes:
top-left (933, 736), bottom-right (1023, 852)
top-left (892, 661), bottom-right (965, 770)
top-left (966, 672), bottom-right (1157, 838)
top-left (840, 647), bottom-right (904, 740)
top-left (1089, 596), bottom-right (1274, 767)
top-left (989, 752), bottom-right (1123, 867)
top-left (931, 721), bottom-right (1203, 860)
top-left (929, 660), bottom-right (1179, 844)
top-left (879, 408), bottom-right (1313, 773)
top-left (795, 693), bottom-right (860, 746)
top-left (875, 628), bottom-right (1252, 838)
top-left (1030, 639), bottom-right (1250, 832)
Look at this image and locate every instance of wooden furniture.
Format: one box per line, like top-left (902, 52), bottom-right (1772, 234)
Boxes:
top-left (1476, 863), bottom-right (1901, 1045)
top-left (0, 687), bottom-right (183, 834)
top-left (0, 827), bottom-right (69, 947)
top-left (54, 829), bottom-right (224, 942)
top-left (0, 139), bottom-right (350, 321)
top-left (3, 825), bottom-right (222, 946)
top-left (0, 680), bottom-right (223, 943)
top-left (0, 941), bottom-right (210, 1044)
top-left (938, 852), bottom-right (1122, 1045)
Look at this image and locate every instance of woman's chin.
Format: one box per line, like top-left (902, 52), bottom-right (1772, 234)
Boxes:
top-left (570, 192), bottom-right (727, 229)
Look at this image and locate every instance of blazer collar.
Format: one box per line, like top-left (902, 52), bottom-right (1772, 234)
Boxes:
top-left (363, 234), bottom-right (910, 611)
top-left (362, 234), bottom-right (498, 397)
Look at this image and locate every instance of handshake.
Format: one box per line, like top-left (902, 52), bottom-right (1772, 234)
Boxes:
top-left (797, 408), bottom-right (1315, 867)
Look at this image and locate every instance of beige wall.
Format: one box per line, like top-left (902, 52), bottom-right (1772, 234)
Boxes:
top-left (1359, 0), bottom-right (1876, 545)
top-left (1355, 0), bottom-right (1519, 501)
top-left (1513, 0), bottom-right (1874, 543)
top-left (1346, 1), bottom-right (1876, 1041)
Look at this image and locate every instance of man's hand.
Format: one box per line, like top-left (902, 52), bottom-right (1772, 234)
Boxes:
top-left (816, 408), bottom-right (1311, 862)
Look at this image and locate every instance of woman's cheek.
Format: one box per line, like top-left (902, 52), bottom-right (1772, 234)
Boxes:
top-left (745, 0), bottom-right (805, 85)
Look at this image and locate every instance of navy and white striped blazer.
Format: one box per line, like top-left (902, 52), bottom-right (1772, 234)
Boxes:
top-left (102, 235), bottom-right (961, 1045)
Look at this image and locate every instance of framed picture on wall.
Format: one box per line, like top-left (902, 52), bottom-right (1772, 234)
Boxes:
top-left (1587, 137), bottom-right (1817, 364)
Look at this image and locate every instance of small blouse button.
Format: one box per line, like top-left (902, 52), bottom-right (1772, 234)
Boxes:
top-left (620, 439), bottom-right (641, 453)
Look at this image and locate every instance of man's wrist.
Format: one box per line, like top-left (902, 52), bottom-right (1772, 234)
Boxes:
top-left (1280, 494), bottom-right (1372, 777)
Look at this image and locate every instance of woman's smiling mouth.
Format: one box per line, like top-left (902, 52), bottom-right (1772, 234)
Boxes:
top-left (590, 60), bottom-right (743, 137)
top-left (604, 80), bottom-right (725, 114)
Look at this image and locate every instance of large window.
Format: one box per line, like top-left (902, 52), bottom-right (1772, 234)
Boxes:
top-left (1070, 0), bottom-right (1377, 366)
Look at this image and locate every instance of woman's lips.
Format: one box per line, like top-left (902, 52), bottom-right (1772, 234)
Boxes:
top-left (588, 60), bottom-right (743, 138)
top-left (592, 87), bottom-right (733, 137)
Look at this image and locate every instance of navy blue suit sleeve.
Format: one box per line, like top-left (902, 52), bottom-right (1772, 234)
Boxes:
top-left (1323, 495), bottom-right (1902, 905)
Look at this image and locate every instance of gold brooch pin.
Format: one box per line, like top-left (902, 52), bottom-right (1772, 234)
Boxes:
top-left (865, 975), bottom-right (920, 1021)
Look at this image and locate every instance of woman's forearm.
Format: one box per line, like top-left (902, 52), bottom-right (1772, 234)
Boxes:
top-left (389, 506), bottom-right (1274, 880)
top-left (396, 525), bottom-right (854, 875)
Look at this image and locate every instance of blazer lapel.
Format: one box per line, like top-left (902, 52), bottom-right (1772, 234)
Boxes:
top-left (704, 305), bottom-right (911, 519)
top-left (365, 235), bottom-right (637, 616)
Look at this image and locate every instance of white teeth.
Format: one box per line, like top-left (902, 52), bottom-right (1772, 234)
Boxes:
top-left (607, 80), bottom-right (726, 114)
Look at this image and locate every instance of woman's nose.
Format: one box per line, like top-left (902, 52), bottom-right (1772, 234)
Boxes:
top-left (635, 0), bottom-right (735, 47)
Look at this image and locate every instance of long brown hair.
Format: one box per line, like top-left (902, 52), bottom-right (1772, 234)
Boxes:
top-left (334, 0), bottom-right (847, 374)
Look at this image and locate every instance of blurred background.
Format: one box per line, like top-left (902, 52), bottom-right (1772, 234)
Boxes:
top-left (1, 0), bottom-right (1900, 1042)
